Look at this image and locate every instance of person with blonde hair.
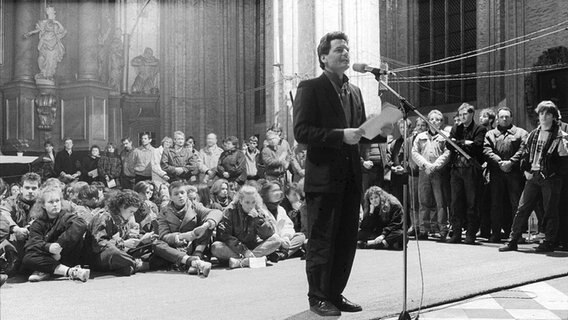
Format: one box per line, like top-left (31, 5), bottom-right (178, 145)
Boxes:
top-left (211, 185), bottom-right (280, 268)
top-left (22, 187), bottom-right (89, 282)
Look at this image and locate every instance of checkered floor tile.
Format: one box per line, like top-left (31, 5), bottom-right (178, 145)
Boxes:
top-left (418, 282), bottom-right (568, 320)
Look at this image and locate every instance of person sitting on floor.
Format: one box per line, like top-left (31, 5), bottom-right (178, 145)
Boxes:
top-left (216, 136), bottom-right (247, 185)
top-left (75, 185), bottom-right (104, 225)
top-left (22, 187), bottom-right (89, 282)
top-left (357, 186), bottom-right (405, 250)
top-left (0, 173), bottom-right (42, 277)
top-left (260, 181), bottom-right (306, 261)
top-left (210, 178), bottom-right (232, 210)
top-left (133, 181), bottom-right (159, 234)
top-left (211, 185), bottom-right (280, 269)
top-left (85, 190), bottom-right (154, 276)
top-left (153, 181), bottom-right (223, 277)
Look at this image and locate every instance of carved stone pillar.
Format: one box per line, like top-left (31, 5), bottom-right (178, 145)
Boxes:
top-left (14, 0), bottom-right (37, 82)
top-left (78, 0), bottom-right (99, 81)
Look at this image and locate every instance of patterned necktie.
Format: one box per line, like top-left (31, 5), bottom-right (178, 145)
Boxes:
top-left (340, 83), bottom-right (352, 127)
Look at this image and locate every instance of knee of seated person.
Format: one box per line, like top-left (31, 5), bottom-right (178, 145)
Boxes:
top-left (210, 241), bottom-right (225, 255)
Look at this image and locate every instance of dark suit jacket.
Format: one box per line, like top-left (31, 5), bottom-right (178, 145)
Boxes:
top-left (293, 73), bottom-right (386, 193)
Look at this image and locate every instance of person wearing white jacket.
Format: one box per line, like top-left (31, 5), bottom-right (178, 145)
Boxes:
top-left (151, 137), bottom-right (172, 185)
top-left (260, 181), bottom-right (306, 261)
top-left (411, 110), bottom-right (451, 241)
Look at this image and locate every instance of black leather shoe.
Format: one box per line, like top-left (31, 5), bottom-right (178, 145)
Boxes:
top-left (334, 296), bottom-right (362, 313)
top-left (534, 241), bottom-right (555, 253)
top-left (309, 299), bottom-right (341, 317)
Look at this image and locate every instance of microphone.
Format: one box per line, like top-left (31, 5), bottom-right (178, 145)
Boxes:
top-left (352, 63), bottom-right (394, 75)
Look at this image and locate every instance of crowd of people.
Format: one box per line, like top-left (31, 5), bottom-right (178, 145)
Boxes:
top-left (0, 101), bottom-right (566, 286)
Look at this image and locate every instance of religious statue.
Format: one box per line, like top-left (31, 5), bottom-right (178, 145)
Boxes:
top-left (24, 6), bottom-right (67, 82)
top-left (131, 47), bottom-right (159, 94)
top-left (97, 17), bottom-right (113, 84)
top-left (108, 29), bottom-right (124, 93)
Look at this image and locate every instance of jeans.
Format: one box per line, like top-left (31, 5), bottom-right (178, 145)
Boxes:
top-left (510, 174), bottom-right (563, 242)
top-left (489, 170), bottom-right (524, 237)
top-left (451, 166), bottom-right (482, 238)
top-left (210, 234), bottom-right (281, 261)
top-left (22, 240), bottom-right (83, 274)
top-left (418, 170), bottom-right (448, 234)
top-left (92, 246), bottom-right (137, 275)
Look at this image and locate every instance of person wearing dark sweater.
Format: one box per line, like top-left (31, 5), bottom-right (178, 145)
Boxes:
top-left (357, 186), bottom-right (404, 250)
top-left (211, 185), bottom-right (280, 269)
top-left (80, 145), bottom-right (101, 184)
top-left (216, 136), bottom-right (247, 185)
top-left (54, 138), bottom-right (81, 184)
top-left (98, 143), bottom-right (122, 189)
top-left (85, 190), bottom-right (153, 276)
top-left (22, 187), bottom-right (89, 282)
top-left (447, 103), bottom-right (488, 244)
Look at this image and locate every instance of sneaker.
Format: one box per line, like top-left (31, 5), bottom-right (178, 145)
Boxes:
top-left (229, 257), bottom-right (244, 269)
top-left (499, 241), bottom-right (518, 252)
top-left (534, 241), bottom-right (555, 253)
top-left (0, 274), bottom-right (7, 286)
top-left (68, 266), bottom-right (90, 282)
top-left (192, 260), bottom-right (211, 277)
top-left (134, 259), bottom-right (150, 273)
top-left (28, 271), bottom-right (50, 282)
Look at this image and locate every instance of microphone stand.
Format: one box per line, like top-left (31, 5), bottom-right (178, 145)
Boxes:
top-left (371, 75), bottom-right (473, 320)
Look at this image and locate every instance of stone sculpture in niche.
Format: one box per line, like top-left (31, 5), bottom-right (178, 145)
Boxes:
top-left (108, 29), bottom-right (124, 93)
top-left (24, 6), bottom-right (67, 83)
top-left (131, 47), bottom-right (159, 94)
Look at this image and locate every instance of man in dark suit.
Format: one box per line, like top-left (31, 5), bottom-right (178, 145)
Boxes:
top-left (293, 31), bottom-right (386, 317)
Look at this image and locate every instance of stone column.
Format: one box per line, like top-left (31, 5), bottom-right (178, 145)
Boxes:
top-left (14, 0), bottom-right (37, 82)
top-left (78, 0), bottom-right (99, 81)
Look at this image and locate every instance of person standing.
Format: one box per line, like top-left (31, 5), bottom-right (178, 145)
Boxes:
top-left (133, 133), bottom-right (155, 183)
top-left (293, 31), bottom-right (386, 316)
top-left (198, 133), bottom-right (224, 184)
top-left (161, 131), bottom-right (201, 183)
top-left (54, 138), bottom-right (81, 184)
top-left (120, 138), bottom-right (136, 190)
top-left (412, 110), bottom-right (451, 241)
top-left (447, 103), bottom-right (488, 244)
top-left (483, 107), bottom-right (528, 242)
top-left (499, 101), bottom-right (568, 252)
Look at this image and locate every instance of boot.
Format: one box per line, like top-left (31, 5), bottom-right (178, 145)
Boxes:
top-left (190, 260), bottom-right (212, 277)
top-left (229, 257), bottom-right (249, 269)
top-left (499, 240), bottom-right (518, 252)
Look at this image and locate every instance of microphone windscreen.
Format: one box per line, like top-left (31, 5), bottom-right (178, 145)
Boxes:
top-left (352, 63), bottom-right (367, 73)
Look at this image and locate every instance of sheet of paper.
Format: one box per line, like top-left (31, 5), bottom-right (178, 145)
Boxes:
top-left (88, 169), bottom-right (99, 178)
top-left (107, 179), bottom-right (117, 189)
top-left (359, 105), bottom-right (403, 139)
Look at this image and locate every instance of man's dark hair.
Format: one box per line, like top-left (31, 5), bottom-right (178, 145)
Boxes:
top-left (317, 31), bottom-right (349, 70)
top-left (21, 172), bottom-right (41, 186)
top-left (223, 136), bottom-right (239, 147)
top-left (44, 140), bottom-right (53, 147)
top-left (121, 137), bottom-right (132, 143)
top-left (108, 190), bottom-right (142, 215)
top-left (497, 106), bottom-right (513, 117)
top-left (535, 100), bottom-right (559, 119)
top-left (169, 180), bottom-right (187, 194)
